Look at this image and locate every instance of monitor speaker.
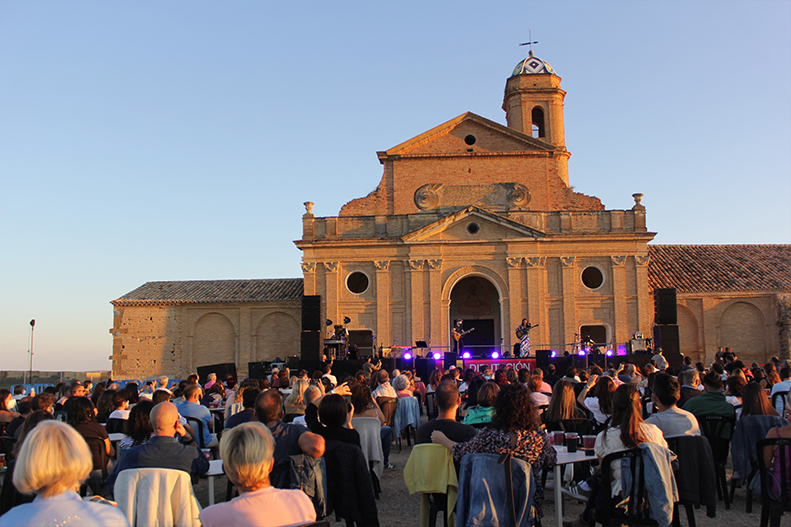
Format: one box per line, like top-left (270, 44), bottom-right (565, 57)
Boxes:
top-left (302, 295), bottom-right (322, 332)
top-left (535, 350), bottom-right (552, 371)
top-left (653, 325), bottom-right (681, 367)
top-left (300, 331), bottom-right (321, 362)
top-left (654, 288), bottom-right (677, 325)
top-left (248, 362), bottom-right (269, 380)
top-left (443, 352), bottom-right (458, 370)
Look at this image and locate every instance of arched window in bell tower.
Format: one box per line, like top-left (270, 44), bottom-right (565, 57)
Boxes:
top-left (531, 107), bottom-right (545, 138)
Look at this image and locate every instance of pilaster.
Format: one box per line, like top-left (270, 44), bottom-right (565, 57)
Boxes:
top-left (408, 259), bottom-right (425, 347)
top-left (525, 257), bottom-right (547, 347)
top-left (561, 256), bottom-right (577, 353)
top-left (427, 259), bottom-right (443, 351)
top-left (374, 260), bottom-right (391, 349)
top-left (324, 262), bottom-right (340, 332)
top-left (611, 255), bottom-right (628, 347)
top-left (506, 257), bottom-right (523, 350)
top-left (634, 255), bottom-right (651, 334)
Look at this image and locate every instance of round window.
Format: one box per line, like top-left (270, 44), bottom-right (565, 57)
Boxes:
top-left (347, 272), bottom-right (369, 294)
top-left (581, 266), bottom-right (604, 289)
top-left (464, 134), bottom-right (476, 145)
top-left (467, 223), bottom-right (480, 234)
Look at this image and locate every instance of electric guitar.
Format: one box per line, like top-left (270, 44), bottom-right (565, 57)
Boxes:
top-left (453, 328), bottom-right (475, 341)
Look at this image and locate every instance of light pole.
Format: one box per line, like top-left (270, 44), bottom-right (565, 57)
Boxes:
top-left (28, 319), bottom-right (35, 384)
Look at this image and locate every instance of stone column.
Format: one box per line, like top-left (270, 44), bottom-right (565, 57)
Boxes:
top-left (407, 259), bottom-right (425, 347)
top-left (561, 256), bottom-right (578, 354)
top-left (239, 306), bottom-right (251, 378)
top-left (506, 257), bottom-right (523, 351)
top-left (525, 257), bottom-right (547, 348)
top-left (324, 262), bottom-right (340, 333)
top-left (301, 262), bottom-right (317, 296)
top-left (427, 259), bottom-right (443, 352)
top-left (701, 296), bottom-right (719, 365)
top-left (634, 255), bottom-right (651, 335)
top-left (374, 261), bottom-right (391, 351)
top-left (611, 255), bottom-right (628, 348)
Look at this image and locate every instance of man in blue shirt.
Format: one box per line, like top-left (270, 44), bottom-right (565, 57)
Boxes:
top-left (106, 401), bottom-right (209, 493)
top-left (177, 384), bottom-right (218, 447)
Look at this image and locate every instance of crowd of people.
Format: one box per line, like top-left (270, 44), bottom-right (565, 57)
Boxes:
top-left (0, 349), bottom-right (790, 526)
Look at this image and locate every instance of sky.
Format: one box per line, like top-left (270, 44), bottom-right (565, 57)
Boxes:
top-left (1, 1), bottom-right (789, 372)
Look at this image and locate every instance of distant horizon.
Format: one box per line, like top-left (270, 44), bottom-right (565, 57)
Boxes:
top-left (2, 1), bottom-right (789, 371)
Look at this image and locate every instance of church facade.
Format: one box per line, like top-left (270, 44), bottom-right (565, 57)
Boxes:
top-left (109, 53), bottom-right (790, 379)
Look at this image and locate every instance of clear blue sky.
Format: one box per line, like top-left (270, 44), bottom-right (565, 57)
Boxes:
top-left (2, 1), bottom-right (789, 372)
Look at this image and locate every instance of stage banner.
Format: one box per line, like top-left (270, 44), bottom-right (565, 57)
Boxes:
top-left (461, 358), bottom-right (536, 372)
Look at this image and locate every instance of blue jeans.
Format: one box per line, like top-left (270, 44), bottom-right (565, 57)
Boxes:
top-left (380, 425), bottom-right (392, 465)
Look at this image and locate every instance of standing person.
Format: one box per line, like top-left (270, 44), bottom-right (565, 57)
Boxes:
top-left (651, 349), bottom-right (669, 371)
top-left (515, 318), bottom-right (536, 358)
top-left (452, 319), bottom-right (465, 354)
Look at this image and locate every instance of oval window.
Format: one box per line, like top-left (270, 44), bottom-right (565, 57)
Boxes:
top-left (581, 266), bottom-right (604, 290)
top-left (347, 272), bottom-right (369, 294)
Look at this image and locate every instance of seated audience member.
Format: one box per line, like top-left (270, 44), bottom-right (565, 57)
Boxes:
top-left (577, 374), bottom-right (616, 429)
top-left (0, 411), bottom-right (54, 515)
top-left (618, 363), bottom-right (641, 384)
top-left (67, 396), bottom-right (114, 473)
top-left (201, 382), bottom-right (225, 407)
top-left (118, 400), bottom-right (156, 457)
top-left (204, 373), bottom-right (218, 390)
top-left (0, 420), bottom-right (129, 527)
top-left (433, 383), bottom-right (556, 520)
top-left (0, 389), bottom-right (21, 425)
top-left (678, 369), bottom-right (703, 407)
top-left (322, 364), bottom-right (337, 388)
top-left (30, 392), bottom-right (56, 419)
top-left (283, 379), bottom-right (309, 418)
top-left (90, 382), bottom-right (105, 407)
top-left (106, 401), bottom-right (209, 493)
top-left (109, 390), bottom-right (131, 420)
top-left (532, 368), bottom-right (553, 394)
top-left (225, 388), bottom-right (261, 429)
top-left (460, 376), bottom-right (486, 418)
top-left (528, 374), bottom-right (551, 407)
top-left (199, 422), bottom-right (316, 527)
top-left (5, 398), bottom-right (31, 438)
top-left (312, 394), bottom-right (360, 446)
top-left (542, 379), bottom-right (587, 430)
top-left (157, 375), bottom-right (171, 394)
top-left (761, 393), bottom-right (791, 498)
top-left (254, 389), bottom-right (325, 467)
top-left (741, 382), bottom-right (781, 418)
top-left (544, 364), bottom-right (561, 387)
top-left (124, 382), bottom-right (140, 405)
top-left (372, 370), bottom-right (397, 399)
top-left (95, 389), bottom-right (117, 423)
top-left (645, 373), bottom-right (701, 437)
top-left (417, 380), bottom-right (477, 444)
top-left (293, 385), bottom-right (322, 428)
top-left (176, 383), bottom-right (218, 448)
top-left (351, 383), bottom-right (394, 469)
top-left (770, 366), bottom-right (791, 414)
top-left (392, 374), bottom-right (413, 398)
top-left (683, 371), bottom-right (737, 423)
top-left (518, 368), bottom-right (531, 388)
top-left (462, 381), bottom-right (499, 426)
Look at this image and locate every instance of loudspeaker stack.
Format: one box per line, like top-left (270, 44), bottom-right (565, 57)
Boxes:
top-left (301, 295), bottom-right (322, 362)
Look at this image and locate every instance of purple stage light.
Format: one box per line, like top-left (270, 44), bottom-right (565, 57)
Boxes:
top-left (403, 352), bottom-right (412, 360)
top-left (491, 351), bottom-right (500, 359)
top-left (433, 352), bottom-right (441, 360)
top-left (461, 351), bottom-right (472, 359)
top-left (606, 350), bottom-right (614, 357)
top-left (617, 345), bottom-right (627, 356)
top-left (578, 349), bottom-right (587, 357)
top-left (550, 350), bottom-right (557, 358)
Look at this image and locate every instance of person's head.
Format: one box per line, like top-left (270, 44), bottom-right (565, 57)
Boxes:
top-left (741, 382), bottom-right (779, 417)
top-left (16, 398), bottom-right (33, 416)
top-left (13, 420), bottom-right (92, 498)
top-left (220, 422), bottom-right (275, 492)
top-left (304, 385), bottom-right (322, 407)
top-left (545, 379), bottom-right (577, 422)
top-left (158, 375), bottom-right (169, 388)
top-left (592, 375), bottom-right (617, 414)
top-left (610, 384), bottom-right (646, 448)
top-left (32, 392), bottom-right (56, 414)
top-left (125, 399), bottom-right (155, 445)
top-left (150, 402), bottom-right (181, 437)
top-left (652, 374), bottom-right (680, 408)
top-left (242, 387), bottom-right (261, 409)
top-left (528, 374), bottom-right (543, 394)
top-left (0, 389), bottom-right (13, 411)
top-left (518, 369), bottom-right (530, 384)
top-left (70, 383), bottom-right (87, 398)
top-left (350, 383), bottom-right (373, 413)
top-left (491, 383), bottom-right (539, 432)
top-left (208, 373), bottom-right (217, 383)
top-left (702, 371), bottom-right (723, 392)
top-left (589, 365), bottom-right (604, 377)
top-left (493, 370), bottom-right (508, 387)
top-left (623, 363), bottom-right (636, 375)
top-left (187, 373), bottom-right (199, 384)
top-left (464, 375), bottom-right (485, 406)
top-left (433, 380), bottom-right (459, 412)
top-left (255, 389), bottom-right (283, 423)
top-left (112, 390), bottom-right (129, 410)
top-left (376, 370), bottom-right (389, 386)
top-left (726, 375), bottom-right (746, 397)
top-left (392, 374), bottom-right (409, 392)
top-left (680, 369), bottom-right (700, 387)
top-left (13, 385), bottom-right (25, 396)
top-left (319, 394), bottom-right (350, 428)
top-left (152, 390), bottom-right (171, 405)
top-left (476, 382), bottom-right (500, 408)
top-left (184, 383), bottom-right (201, 402)
top-left (505, 368), bottom-right (518, 384)
top-left (67, 396), bottom-right (97, 425)
top-left (780, 366), bottom-right (791, 381)
top-left (124, 382), bottom-right (139, 403)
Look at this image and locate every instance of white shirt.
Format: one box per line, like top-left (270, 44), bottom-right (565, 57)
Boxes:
top-left (645, 406), bottom-right (701, 438)
top-left (584, 397), bottom-right (609, 425)
top-left (372, 382), bottom-right (397, 399)
top-left (0, 491), bottom-right (130, 527)
top-left (770, 379), bottom-right (791, 414)
top-left (109, 408), bottom-right (131, 420)
top-left (322, 373), bottom-right (337, 387)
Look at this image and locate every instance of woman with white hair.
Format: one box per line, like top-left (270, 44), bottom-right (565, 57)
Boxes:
top-left (0, 420), bottom-right (129, 527)
top-left (392, 374), bottom-right (413, 398)
top-left (199, 422), bottom-right (316, 527)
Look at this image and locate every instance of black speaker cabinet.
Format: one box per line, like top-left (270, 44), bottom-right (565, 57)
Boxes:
top-left (653, 325), bottom-right (681, 369)
top-left (535, 350), bottom-right (552, 372)
top-left (444, 352), bottom-right (458, 370)
top-left (300, 331), bottom-right (321, 362)
top-left (654, 288), bottom-right (677, 325)
top-left (247, 362), bottom-right (269, 380)
top-left (301, 295), bottom-right (322, 332)
top-left (196, 363), bottom-right (237, 385)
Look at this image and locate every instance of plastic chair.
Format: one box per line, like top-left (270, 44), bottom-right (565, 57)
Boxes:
top-left (105, 417), bottom-right (126, 434)
top-left (756, 437), bottom-right (791, 527)
top-left (114, 468), bottom-right (201, 527)
top-left (697, 414), bottom-right (735, 510)
top-left (394, 396), bottom-right (420, 451)
top-left (425, 392), bottom-right (439, 420)
top-left (81, 436), bottom-right (110, 497)
top-left (591, 448), bottom-right (656, 527)
top-left (404, 444), bottom-right (458, 527)
top-left (666, 435), bottom-right (718, 527)
top-left (771, 391), bottom-right (789, 416)
top-left (376, 397), bottom-right (397, 427)
top-left (184, 416), bottom-right (217, 458)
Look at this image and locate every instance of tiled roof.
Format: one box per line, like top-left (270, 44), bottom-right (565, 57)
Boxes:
top-left (648, 245), bottom-right (791, 293)
top-left (112, 279), bottom-right (303, 306)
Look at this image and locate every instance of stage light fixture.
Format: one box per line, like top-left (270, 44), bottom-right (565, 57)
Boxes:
top-left (606, 350), bottom-right (614, 357)
top-left (578, 349), bottom-right (587, 356)
top-left (403, 352), bottom-right (412, 360)
top-left (433, 352), bottom-right (441, 360)
top-left (462, 351), bottom-right (471, 359)
top-left (491, 351), bottom-right (500, 359)
top-left (617, 345), bottom-right (627, 356)
top-left (550, 350), bottom-right (557, 358)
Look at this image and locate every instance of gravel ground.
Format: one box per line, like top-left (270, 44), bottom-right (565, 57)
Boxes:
top-left (192, 417), bottom-right (776, 527)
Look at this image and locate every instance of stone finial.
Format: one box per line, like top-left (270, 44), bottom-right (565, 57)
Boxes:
top-left (303, 201), bottom-right (315, 217)
top-left (632, 193), bottom-right (645, 211)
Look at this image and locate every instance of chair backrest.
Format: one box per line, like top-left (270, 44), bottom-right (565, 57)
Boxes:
top-left (756, 437), bottom-right (791, 505)
top-left (0, 436), bottom-right (17, 460)
top-left (105, 418), bottom-right (126, 435)
top-left (83, 436), bottom-right (109, 477)
top-left (351, 416), bottom-right (384, 479)
top-left (394, 396), bottom-right (421, 436)
top-left (425, 392), bottom-right (438, 419)
top-left (666, 435), bottom-right (717, 505)
top-left (376, 397), bottom-right (397, 427)
top-left (771, 391), bottom-right (789, 416)
top-left (599, 448), bottom-right (653, 525)
top-left (697, 415), bottom-right (735, 464)
top-left (183, 416), bottom-right (207, 448)
top-left (323, 440), bottom-right (379, 526)
top-left (114, 468), bottom-right (201, 527)
top-left (54, 411), bottom-right (68, 422)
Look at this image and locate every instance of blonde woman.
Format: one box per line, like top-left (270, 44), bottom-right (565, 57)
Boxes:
top-left (0, 420), bottom-right (129, 526)
top-left (199, 422), bottom-right (315, 527)
top-left (284, 379), bottom-right (309, 419)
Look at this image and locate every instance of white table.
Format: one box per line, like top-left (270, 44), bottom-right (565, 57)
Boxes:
top-left (108, 433), bottom-right (127, 460)
top-left (553, 448), bottom-right (595, 527)
top-left (206, 459), bottom-right (224, 506)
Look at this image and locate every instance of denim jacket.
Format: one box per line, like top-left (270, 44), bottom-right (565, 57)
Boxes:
top-left (620, 443), bottom-right (678, 527)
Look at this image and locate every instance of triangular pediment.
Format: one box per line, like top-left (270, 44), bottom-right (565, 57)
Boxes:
top-left (382, 112), bottom-right (554, 157)
top-left (402, 206), bottom-right (546, 243)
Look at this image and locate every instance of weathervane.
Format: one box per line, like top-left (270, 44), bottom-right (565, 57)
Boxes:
top-left (519, 29), bottom-right (538, 56)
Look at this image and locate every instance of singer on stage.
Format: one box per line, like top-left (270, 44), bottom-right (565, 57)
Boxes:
top-left (452, 319), bottom-right (464, 354)
top-left (515, 318), bottom-right (536, 357)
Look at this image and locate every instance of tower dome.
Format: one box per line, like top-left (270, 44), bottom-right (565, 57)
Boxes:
top-left (511, 50), bottom-right (556, 76)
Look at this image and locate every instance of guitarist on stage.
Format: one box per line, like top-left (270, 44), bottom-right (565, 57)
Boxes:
top-left (515, 318), bottom-right (538, 357)
top-left (452, 319), bottom-right (466, 354)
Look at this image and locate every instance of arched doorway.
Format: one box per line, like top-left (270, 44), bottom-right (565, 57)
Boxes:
top-left (450, 276), bottom-right (501, 356)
